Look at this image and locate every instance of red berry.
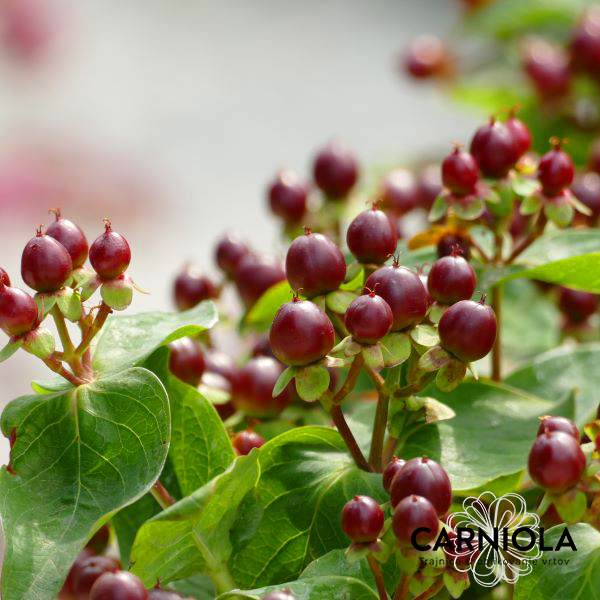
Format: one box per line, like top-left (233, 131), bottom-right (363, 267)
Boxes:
top-left (528, 431), bottom-right (586, 493)
top-left (214, 232), bottom-right (251, 278)
top-left (232, 430), bottom-right (265, 455)
top-left (269, 297), bottom-right (335, 365)
top-left (285, 230), bottom-right (346, 298)
top-left (570, 7), bottom-right (600, 79)
top-left (73, 555), bottom-right (120, 599)
top-left (173, 265), bottom-right (218, 311)
top-left (45, 209), bottom-right (89, 268)
top-left (313, 143), bottom-right (359, 199)
top-left (404, 35), bottom-right (447, 79)
top-left (252, 335), bottom-right (275, 358)
top-left (470, 118), bottom-right (519, 179)
top-left (0, 284), bottom-right (38, 336)
top-left (168, 337), bottom-right (205, 386)
top-left (268, 171), bottom-right (308, 224)
top-left (379, 168), bottom-right (418, 215)
top-left (364, 263), bottom-right (429, 331)
top-left (572, 173), bottom-right (600, 220)
top-left (59, 548), bottom-right (95, 599)
top-left (341, 495), bottom-right (384, 544)
top-left (382, 456), bottom-right (405, 494)
top-left (506, 113), bottom-right (532, 158)
top-left (538, 141), bottom-right (574, 196)
top-left (233, 356), bottom-right (292, 417)
top-left (439, 298), bottom-right (497, 362)
top-left (538, 416), bottom-right (580, 442)
top-left (21, 226), bottom-right (72, 292)
top-left (509, 203), bottom-right (532, 240)
top-left (523, 39), bottom-right (571, 98)
top-left (204, 349), bottom-right (237, 383)
top-left (89, 220), bottom-right (131, 280)
top-left (0, 267), bottom-right (9, 287)
top-left (441, 147), bottom-right (479, 197)
top-left (346, 207), bottom-right (398, 265)
top-left (558, 287), bottom-right (598, 323)
top-left (437, 233), bottom-right (470, 260)
top-left (416, 164), bottom-right (443, 211)
top-left (589, 139), bottom-right (600, 174)
top-left (389, 457), bottom-right (452, 515)
top-left (419, 273), bottom-right (433, 307)
top-left (263, 591), bottom-right (296, 600)
top-left (427, 250), bottom-right (476, 304)
top-left (235, 254), bottom-right (286, 309)
top-left (89, 571), bottom-right (148, 600)
top-left (392, 495), bottom-right (439, 546)
top-left (148, 588), bottom-right (186, 600)
top-left (344, 292), bottom-right (393, 344)
top-left (86, 524), bottom-right (110, 554)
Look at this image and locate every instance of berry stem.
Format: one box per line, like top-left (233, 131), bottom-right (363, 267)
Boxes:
top-left (367, 554), bottom-right (389, 600)
top-left (75, 302), bottom-right (113, 357)
top-left (331, 404), bottom-right (372, 472)
top-left (469, 236), bottom-right (491, 263)
top-left (51, 305), bottom-right (75, 357)
top-left (413, 578), bottom-right (444, 600)
top-left (332, 353), bottom-right (364, 404)
top-left (393, 573), bottom-right (413, 600)
top-left (383, 435), bottom-right (399, 466)
top-left (491, 231), bottom-right (503, 382)
top-left (506, 212), bottom-right (548, 264)
top-left (43, 354), bottom-right (85, 387)
top-left (328, 310), bottom-right (349, 338)
top-left (368, 385), bottom-right (389, 472)
top-left (151, 480), bottom-right (176, 510)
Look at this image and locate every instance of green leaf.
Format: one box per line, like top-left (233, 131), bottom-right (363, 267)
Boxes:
top-left (0, 367), bottom-right (170, 600)
top-left (380, 332), bottom-right (411, 367)
top-left (514, 524), bottom-right (600, 600)
top-left (409, 325), bottom-right (439, 348)
top-left (449, 82), bottom-right (524, 114)
top-left (93, 301), bottom-right (218, 373)
top-left (295, 365), bottom-right (330, 402)
top-left (361, 344), bottom-right (384, 370)
top-left (170, 574), bottom-right (215, 600)
top-left (0, 339), bottom-right (22, 363)
top-left (325, 290), bottom-right (357, 314)
top-left (553, 488), bottom-right (588, 524)
top-left (428, 194), bottom-right (447, 222)
top-left (273, 366), bottom-right (296, 397)
top-left (244, 281), bottom-right (293, 332)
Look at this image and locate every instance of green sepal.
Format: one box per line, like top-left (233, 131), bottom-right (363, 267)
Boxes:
top-left (512, 177), bottom-right (539, 198)
top-left (56, 287), bottom-right (83, 322)
top-left (34, 292), bottom-right (57, 319)
top-left (421, 546), bottom-right (447, 575)
top-left (396, 547), bottom-right (421, 575)
top-left (295, 364), bottom-right (330, 402)
top-left (488, 182), bottom-right (514, 218)
top-left (568, 190), bottom-right (593, 216)
top-left (362, 344), bottom-right (384, 370)
top-left (22, 327), bottom-right (55, 359)
top-left (409, 573), bottom-right (434, 596)
top-left (0, 339), bottom-right (22, 363)
top-left (544, 200), bottom-right (574, 227)
top-left (410, 324), bottom-right (439, 348)
top-left (520, 192), bottom-right (542, 215)
top-left (324, 356), bottom-right (349, 368)
top-left (80, 275), bottom-right (101, 302)
top-left (453, 197), bottom-right (485, 221)
top-left (197, 383), bottom-right (231, 405)
top-left (326, 290), bottom-right (357, 314)
top-left (344, 543), bottom-right (370, 563)
top-left (444, 570), bottom-right (470, 599)
top-left (435, 358), bottom-right (467, 392)
top-left (554, 488), bottom-right (588, 524)
top-left (329, 335), bottom-right (362, 358)
top-left (272, 365), bottom-right (296, 397)
top-left (429, 193), bottom-right (448, 222)
top-left (428, 304), bottom-right (446, 324)
top-left (418, 346), bottom-right (451, 372)
top-left (343, 262), bottom-right (363, 285)
top-left (71, 267), bottom-right (95, 287)
top-left (380, 332), bottom-right (411, 367)
top-left (101, 277), bottom-right (134, 311)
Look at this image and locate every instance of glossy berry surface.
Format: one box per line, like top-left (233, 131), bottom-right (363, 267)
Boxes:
top-left (204, 349), bottom-right (237, 383)
top-left (232, 430), bottom-right (265, 455)
top-left (528, 431), bottom-right (586, 493)
top-left (392, 495), bottom-right (439, 546)
top-left (168, 337), bottom-right (205, 386)
top-left (252, 335), bottom-right (275, 358)
top-left (364, 263), bottom-right (429, 331)
top-left (558, 287), bottom-right (598, 323)
top-left (89, 220), bottom-right (131, 280)
top-left (269, 297), bottom-right (335, 365)
top-left (341, 495), bottom-right (384, 543)
top-left (437, 233), bottom-right (470, 259)
top-left (441, 147), bottom-right (479, 197)
top-left (73, 555), bottom-right (120, 599)
top-left (46, 209), bottom-right (89, 268)
top-left (344, 292), bottom-right (393, 344)
top-left (438, 299), bottom-right (497, 362)
top-left (235, 254), bottom-right (286, 309)
top-left (21, 227), bottom-right (73, 292)
top-left (89, 571), bottom-right (148, 600)
top-left (59, 548), bottom-right (94, 599)
top-left (506, 113), bottom-right (532, 158)
top-left (572, 172), bottom-right (600, 220)
top-left (346, 207), bottom-right (398, 265)
top-left (389, 456), bottom-right (452, 515)
top-left (214, 232), bottom-right (251, 278)
top-left (173, 265), bottom-right (218, 311)
top-left (538, 142), bottom-right (574, 196)
top-left (404, 35), bottom-right (447, 79)
top-left (382, 456), bottom-right (405, 494)
top-left (233, 356), bottom-right (292, 417)
top-left (313, 142), bottom-right (359, 199)
top-left (0, 267), bottom-right (9, 286)
top-left (262, 590), bottom-right (296, 600)
top-left (379, 168), bottom-right (418, 215)
top-left (537, 416), bottom-right (580, 441)
top-left (470, 119), bottom-right (519, 178)
top-left (523, 39), bottom-right (571, 98)
top-left (285, 230), bottom-right (346, 298)
top-left (0, 284), bottom-right (38, 336)
top-left (427, 251), bottom-right (476, 304)
top-left (268, 171), bottom-right (308, 224)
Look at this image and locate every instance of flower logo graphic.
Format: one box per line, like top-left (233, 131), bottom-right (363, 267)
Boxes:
top-left (446, 492), bottom-right (543, 587)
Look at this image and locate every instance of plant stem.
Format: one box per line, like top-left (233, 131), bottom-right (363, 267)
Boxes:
top-left (469, 236), bottom-right (490, 263)
top-left (151, 480), bottom-right (175, 510)
top-left (367, 554), bottom-right (389, 600)
top-left (413, 578), bottom-right (444, 600)
top-left (506, 213), bottom-right (547, 265)
top-left (383, 435), bottom-right (398, 465)
top-left (491, 283), bottom-right (502, 381)
top-left (393, 574), bottom-right (412, 600)
top-left (332, 353), bottom-right (364, 404)
top-left (369, 389), bottom-right (389, 472)
top-left (43, 354), bottom-right (85, 387)
top-left (364, 363), bottom-right (385, 392)
top-left (330, 403), bottom-right (371, 472)
top-left (51, 305), bottom-right (75, 358)
top-left (75, 302), bottom-right (112, 356)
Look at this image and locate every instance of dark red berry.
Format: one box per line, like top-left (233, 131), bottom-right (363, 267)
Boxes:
top-left (169, 337), bottom-right (205, 386)
top-left (392, 495), bottom-right (439, 546)
top-left (379, 168), bottom-right (418, 215)
top-left (419, 273), bottom-right (433, 307)
top-left (21, 226), bottom-right (72, 292)
top-left (344, 292), bottom-right (393, 344)
top-left (269, 297), bottom-right (335, 365)
top-left (215, 232), bottom-right (251, 278)
top-left (383, 456), bottom-right (406, 494)
top-left (538, 141), bottom-right (574, 196)
top-left (441, 147), bottom-right (479, 197)
top-left (523, 38), bottom-right (571, 98)
top-left (173, 265), bottom-right (218, 311)
top-left (570, 7), bottom-right (600, 79)
top-left (89, 571), bottom-right (148, 600)
top-left (557, 287), bottom-right (597, 323)
top-left (528, 430), bottom-right (586, 493)
top-left (427, 250), bottom-right (476, 304)
top-left (572, 173), bottom-right (600, 220)
top-left (437, 233), bottom-right (470, 260)
top-left (341, 495), bottom-right (384, 544)
top-left (268, 171), bottom-right (308, 224)
top-left (59, 548), bottom-right (95, 599)
top-left (389, 456), bottom-right (452, 515)
top-left (235, 254), bottom-right (286, 309)
top-left (262, 590), bottom-right (296, 600)
top-left (252, 335), bottom-right (275, 358)
top-left (439, 298), bottom-right (497, 362)
top-left (73, 555), bottom-right (120, 600)
top-left (404, 35), bottom-right (448, 79)
top-left (470, 118), bottom-right (519, 179)
top-left (232, 356), bottom-right (292, 416)
top-left (416, 164), bottom-right (443, 211)
top-left (589, 139), bottom-right (600, 174)
top-left (506, 112), bottom-right (532, 158)
top-left (232, 430), bottom-right (265, 455)
top-left (509, 203), bottom-right (532, 240)
top-left (538, 416), bottom-right (579, 441)
top-left (204, 349), bottom-right (237, 383)
top-left (46, 208), bottom-right (89, 268)
top-left (364, 262), bottom-right (429, 331)
top-left (86, 524), bottom-right (110, 554)
top-left (0, 267), bottom-right (10, 287)
top-left (313, 142), bottom-right (359, 199)
top-left (285, 229), bottom-right (346, 298)
top-left (346, 207), bottom-right (398, 265)
top-left (89, 220), bottom-right (131, 280)
top-left (148, 588), bottom-right (185, 600)
top-left (0, 284), bottom-right (38, 336)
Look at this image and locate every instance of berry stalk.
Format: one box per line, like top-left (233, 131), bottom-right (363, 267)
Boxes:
top-left (330, 403), bottom-right (371, 472)
top-left (393, 574), bottom-right (412, 600)
top-left (364, 365), bottom-right (388, 472)
top-left (491, 232), bottom-right (503, 381)
top-left (413, 578), bottom-right (444, 600)
top-left (75, 302), bottom-right (113, 357)
top-left (506, 211), bottom-right (548, 264)
top-left (43, 354), bottom-right (85, 387)
top-left (150, 481), bottom-right (175, 510)
top-left (366, 554), bottom-right (389, 600)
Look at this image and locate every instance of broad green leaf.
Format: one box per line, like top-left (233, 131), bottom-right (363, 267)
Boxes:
top-left (244, 281), bottom-right (293, 332)
top-left (93, 301), bottom-right (218, 373)
top-left (0, 368), bottom-right (170, 600)
top-left (514, 524), bottom-right (600, 600)
top-left (171, 574), bottom-right (215, 600)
